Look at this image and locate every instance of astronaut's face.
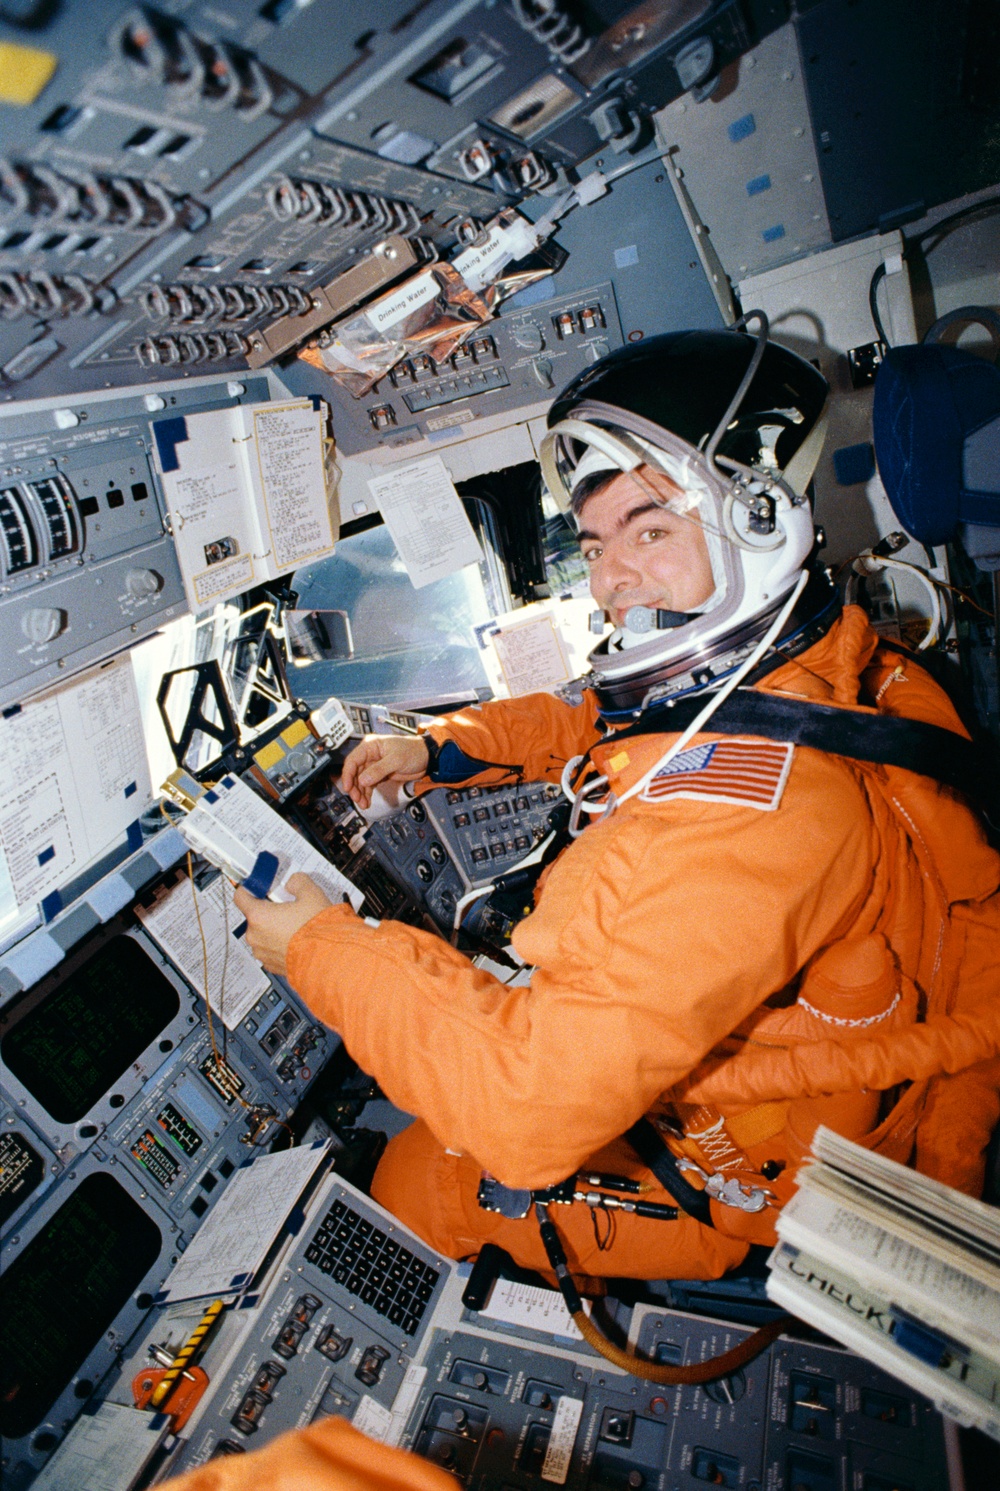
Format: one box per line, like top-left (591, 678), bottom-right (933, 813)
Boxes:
top-left (576, 469), bottom-right (716, 627)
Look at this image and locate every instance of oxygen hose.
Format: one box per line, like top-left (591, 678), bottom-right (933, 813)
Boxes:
top-left (535, 1203), bottom-right (791, 1385)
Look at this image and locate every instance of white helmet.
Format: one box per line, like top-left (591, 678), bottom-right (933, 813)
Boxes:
top-left (539, 316), bottom-right (835, 718)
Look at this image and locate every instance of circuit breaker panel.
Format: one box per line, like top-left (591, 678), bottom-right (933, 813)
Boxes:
top-left (0, 0), bottom-right (784, 417)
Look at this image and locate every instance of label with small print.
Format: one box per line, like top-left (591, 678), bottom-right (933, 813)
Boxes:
top-left (366, 271), bottom-right (438, 332)
top-left (353, 1394), bottom-right (393, 1443)
top-left (541, 1395), bottom-right (584, 1484)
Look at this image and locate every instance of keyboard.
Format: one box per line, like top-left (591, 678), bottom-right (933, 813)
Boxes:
top-left (304, 1198), bottom-right (440, 1335)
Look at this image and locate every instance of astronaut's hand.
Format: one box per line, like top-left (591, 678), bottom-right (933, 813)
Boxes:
top-left (233, 873), bottom-right (332, 977)
top-left (341, 733), bottom-right (429, 809)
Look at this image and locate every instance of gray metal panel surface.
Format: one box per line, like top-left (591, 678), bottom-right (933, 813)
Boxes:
top-left (656, 22), bottom-right (830, 280)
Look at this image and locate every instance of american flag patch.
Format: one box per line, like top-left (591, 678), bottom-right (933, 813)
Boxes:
top-left (639, 737), bottom-right (795, 811)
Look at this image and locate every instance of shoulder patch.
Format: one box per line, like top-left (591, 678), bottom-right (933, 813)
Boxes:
top-left (639, 738), bottom-right (795, 811)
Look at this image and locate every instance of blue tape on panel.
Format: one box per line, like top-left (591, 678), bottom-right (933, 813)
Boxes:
top-left (746, 173), bottom-right (771, 196)
top-left (728, 113), bottom-right (756, 143)
top-left (87, 873), bottom-right (134, 922)
top-left (4, 929), bottom-right (64, 988)
top-left (41, 891), bottom-right (62, 921)
top-left (761, 223), bottom-right (786, 243)
top-left (204, 789), bottom-right (218, 803)
top-left (37, 845), bottom-right (55, 866)
top-left (126, 819), bottom-right (143, 852)
top-left (152, 415), bottom-right (189, 474)
top-left (242, 850), bottom-right (278, 899)
top-left (125, 781), bottom-right (138, 798)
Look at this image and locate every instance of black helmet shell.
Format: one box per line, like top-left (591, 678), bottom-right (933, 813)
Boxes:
top-left (548, 329), bottom-right (828, 475)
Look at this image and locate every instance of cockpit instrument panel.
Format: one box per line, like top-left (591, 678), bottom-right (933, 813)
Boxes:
top-left (0, 925), bottom-right (195, 1158)
top-left (0, 1150), bottom-right (173, 1464)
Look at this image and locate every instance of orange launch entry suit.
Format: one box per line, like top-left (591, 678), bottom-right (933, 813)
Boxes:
top-left (162, 608), bottom-right (999, 1491)
top-left (284, 607), bottom-right (1000, 1281)
top-left (161, 1411), bottom-right (460, 1491)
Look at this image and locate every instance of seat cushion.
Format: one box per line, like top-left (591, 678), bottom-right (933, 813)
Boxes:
top-left (873, 343), bottom-right (1000, 545)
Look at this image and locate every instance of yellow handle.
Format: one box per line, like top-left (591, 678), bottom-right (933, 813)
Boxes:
top-left (149, 1299), bottom-right (225, 1410)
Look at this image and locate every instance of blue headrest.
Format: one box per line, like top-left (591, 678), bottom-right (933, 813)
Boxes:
top-left (872, 342), bottom-right (1000, 546)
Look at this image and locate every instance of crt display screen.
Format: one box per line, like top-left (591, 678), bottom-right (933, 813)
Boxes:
top-left (1, 935), bottom-right (180, 1123)
top-left (0, 1171), bottom-right (162, 1439)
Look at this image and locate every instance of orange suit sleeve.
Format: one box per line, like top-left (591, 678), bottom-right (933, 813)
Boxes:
top-left (287, 750), bottom-right (875, 1190)
top-left (159, 1413), bottom-right (460, 1491)
top-left (415, 690), bottom-right (601, 789)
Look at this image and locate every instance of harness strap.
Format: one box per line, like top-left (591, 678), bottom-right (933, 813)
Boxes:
top-left (606, 688), bottom-right (983, 798)
top-left (625, 1118), bottom-right (715, 1227)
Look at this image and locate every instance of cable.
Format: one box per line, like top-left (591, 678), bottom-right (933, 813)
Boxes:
top-left (570, 1302), bottom-right (790, 1384)
top-left (869, 261), bottom-right (889, 346)
top-left (562, 570), bottom-right (810, 832)
top-left (704, 310), bottom-right (770, 478)
top-left (611, 569), bottom-right (811, 812)
top-left (850, 554), bottom-right (943, 650)
top-left (535, 1202), bottom-right (790, 1383)
top-left (867, 194), bottom-right (1000, 349)
top-left (907, 193), bottom-right (1000, 253)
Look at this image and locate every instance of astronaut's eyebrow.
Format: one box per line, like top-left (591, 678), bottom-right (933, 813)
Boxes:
top-left (577, 502), bottom-right (664, 543)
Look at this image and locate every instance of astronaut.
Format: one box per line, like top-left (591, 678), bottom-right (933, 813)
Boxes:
top-left (237, 326), bottom-right (1000, 1286)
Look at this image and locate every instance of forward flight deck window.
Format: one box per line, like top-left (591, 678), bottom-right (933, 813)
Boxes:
top-left (290, 514), bottom-right (499, 707)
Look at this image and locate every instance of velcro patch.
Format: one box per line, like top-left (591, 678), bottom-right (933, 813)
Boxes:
top-left (640, 738), bottom-right (794, 811)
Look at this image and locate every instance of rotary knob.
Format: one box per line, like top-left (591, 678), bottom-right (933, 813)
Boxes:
top-left (21, 607), bottom-right (65, 643)
top-left (125, 568), bottom-right (162, 597)
top-left (513, 323), bottom-right (544, 351)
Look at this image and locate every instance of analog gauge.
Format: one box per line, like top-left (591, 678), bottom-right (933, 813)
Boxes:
top-left (29, 475), bottom-right (79, 560)
top-left (0, 486), bottom-right (39, 575)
